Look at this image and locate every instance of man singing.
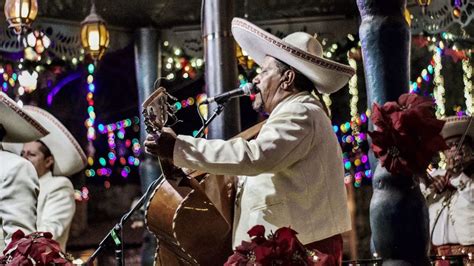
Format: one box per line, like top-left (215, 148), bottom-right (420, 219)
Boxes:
top-left (145, 18), bottom-right (355, 263)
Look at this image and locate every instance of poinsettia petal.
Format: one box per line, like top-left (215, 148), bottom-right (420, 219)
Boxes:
top-left (11, 230), bottom-right (25, 242)
top-left (382, 101), bottom-right (401, 114)
top-left (368, 131), bottom-right (391, 149)
top-left (41, 251), bottom-right (56, 264)
top-left (247, 225), bottom-right (265, 238)
top-left (254, 245), bottom-right (274, 263)
top-left (16, 240), bottom-right (32, 255)
top-left (9, 254), bottom-right (29, 265)
top-left (224, 252), bottom-right (248, 266)
top-left (371, 103), bottom-right (390, 130)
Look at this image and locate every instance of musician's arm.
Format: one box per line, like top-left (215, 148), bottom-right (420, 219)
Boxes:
top-left (173, 102), bottom-right (321, 176)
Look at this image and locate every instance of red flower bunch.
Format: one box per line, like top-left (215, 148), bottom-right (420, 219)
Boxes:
top-left (0, 230), bottom-right (73, 266)
top-left (225, 225), bottom-right (323, 266)
top-left (368, 93), bottom-right (448, 176)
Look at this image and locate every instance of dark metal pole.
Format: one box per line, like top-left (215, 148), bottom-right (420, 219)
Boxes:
top-left (202, 0), bottom-right (240, 139)
top-left (133, 27), bottom-right (161, 266)
top-left (134, 27), bottom-right (162, 195)
top-left (358, 0), bottom-right (410, 106)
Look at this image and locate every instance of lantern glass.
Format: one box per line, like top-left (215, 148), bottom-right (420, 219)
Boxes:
top-left (80, 20), bottom-right (109, 60)
top-left (4, 0), bottom-right (38, 32)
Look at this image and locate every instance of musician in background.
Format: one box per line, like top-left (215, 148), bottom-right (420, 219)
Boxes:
top-left (144, 18), bottom-right (354, 264)
top-left (18, 106), bottom-right (87, 251)
top-left (421, 115), bottom-right (474, 264)
top-left (0, 92), bottom-right (48, 251)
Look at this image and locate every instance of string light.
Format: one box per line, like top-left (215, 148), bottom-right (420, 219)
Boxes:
top-left (85, 63), bottom-right (96, 173)
top-left (462, 55), bottom-right (473, 115)
top-left (433, 44), bottom-right (446, 118)
top-left (347, 52), bottom-right (359, 122)
top-left (335, 113), bottom-right (372, 188)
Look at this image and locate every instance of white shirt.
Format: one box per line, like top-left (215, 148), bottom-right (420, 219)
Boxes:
top-left (173, 92), bottom-right (351, 247)
top-left (0, 150), bottom-right (39, 251)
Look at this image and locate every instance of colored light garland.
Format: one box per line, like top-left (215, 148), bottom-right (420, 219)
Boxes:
top-left (410, 54), bottom-right (435, 94)
top-left (334, 112), bottom-right (371, 188)
top-left (162, 41), bottom-right (203, 82)
top-left (433, 44), bottom-right (446, 118)
top-left (0, 64), bottom-right (19, 93)
top-left (74, 187), bottom-right (90, 202)
top-left (462, 55), bottom-right (473, 115)
top-left (85, 63), bottom-right (96, 164)
top-left (85, 117), bottom-right (142, 181)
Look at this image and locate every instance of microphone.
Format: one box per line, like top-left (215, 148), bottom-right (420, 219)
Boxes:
top-left (201, 83), bottom-right (257, 105)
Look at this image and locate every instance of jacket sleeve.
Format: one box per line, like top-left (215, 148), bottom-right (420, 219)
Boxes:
top-left (37, 178), bottom-right (75, 240)
top-left (173, 102), bottom-right (318, 176)
top-left (0, 158), bottom-right (39, 245)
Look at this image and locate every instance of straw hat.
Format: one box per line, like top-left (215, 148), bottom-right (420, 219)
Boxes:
top-left (231, 18), bottom-right (355, 93)
top-left (441, 115), bottom-right (474, 140)
top-left (6, 106), bottom-right (87, 176)
top-left (0, 92), bottom-right (48, 143)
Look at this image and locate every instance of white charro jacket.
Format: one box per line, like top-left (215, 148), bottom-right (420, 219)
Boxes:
top-left (423, 169), bottom-right (474, 246)
top-left (0, 150), bottom-right (39, 251)
top-left (37, 171), bottom-right (75, 251)
top-left (173, 91), bottom-right (351, 248)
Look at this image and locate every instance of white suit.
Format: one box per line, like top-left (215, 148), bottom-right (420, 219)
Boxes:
top-left (423, 169), bottom-right (474, 246)
top-left (0, 150), bottom-right (39, 251)
top-left (173, 92), bottom-right (351, 247)
top-left (37, 171), bottom-right (75, 251)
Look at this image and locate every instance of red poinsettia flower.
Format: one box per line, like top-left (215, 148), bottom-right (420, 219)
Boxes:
top-left (368, 93), bottom-right (448, 176)
top-left (225, 225), bottom-right (321, 266)
top-left (0, 230), bottom-right (72, 266)
top-left (273, 227), bottom-right (301, 258)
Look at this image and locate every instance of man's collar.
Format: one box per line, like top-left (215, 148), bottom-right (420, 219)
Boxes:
top-left (40, 171), bottom-right (53, 179)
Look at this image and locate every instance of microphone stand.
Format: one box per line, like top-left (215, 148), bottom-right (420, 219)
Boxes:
top-left (196, 100), bottom-right (228, 138)
top-left (86, 176), bottom-right (161, 266)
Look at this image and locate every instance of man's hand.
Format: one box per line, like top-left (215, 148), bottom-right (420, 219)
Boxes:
top-left (144, 127), bottom-right (177, 160)
top-left (428, 171), bottom-right (454, 193)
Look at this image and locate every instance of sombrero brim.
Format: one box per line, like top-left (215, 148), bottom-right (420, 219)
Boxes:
top-left (25, 106), bottom-right (87, 176)
top-left (441, 116), bottom-right (474, 140)
top-left (231, 18), bottom-right (355, 94)
top-left (0, 92), bottom-right (48, 143)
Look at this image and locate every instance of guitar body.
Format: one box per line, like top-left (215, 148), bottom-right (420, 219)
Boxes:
top-left (145, 172), bottom-right (235, 265)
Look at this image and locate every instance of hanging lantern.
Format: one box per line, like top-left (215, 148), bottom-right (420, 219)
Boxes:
top-left (416, 0), bottom-right (431, 7)
top-left (4, 0), bottom-right (38, 34)
top-left (416, 0), bottom-right (431, 14)
top-left (80, 3), bottom-right (109, 61)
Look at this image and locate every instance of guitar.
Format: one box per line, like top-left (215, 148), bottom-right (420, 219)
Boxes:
top-left (142, 87), bottom-right (239, 265)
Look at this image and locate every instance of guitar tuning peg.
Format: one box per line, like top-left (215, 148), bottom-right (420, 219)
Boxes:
top-left (168, 103), bottom-right (178, 114)
top-left (166, 92), bottom-right (178, 102)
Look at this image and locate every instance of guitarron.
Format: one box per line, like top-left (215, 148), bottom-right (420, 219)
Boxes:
top-left (142, 87), bottom-right (263, 265)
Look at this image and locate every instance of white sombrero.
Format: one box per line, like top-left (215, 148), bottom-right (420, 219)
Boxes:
top-left (441, 115), bottom-right (474, 140)
top-left (231, 18), bottom-right (355, 93)
top-left (6, 106), bottom-right (87, 176)
top-left (0, 92), bottom-right (48, 143)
